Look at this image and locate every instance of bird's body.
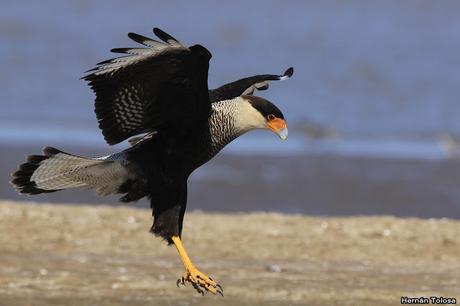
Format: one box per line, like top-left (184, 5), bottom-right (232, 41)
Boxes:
top-left (11, 27), bottom-right (293, 295)
top-left (115, 96), bottom-right (282, 238)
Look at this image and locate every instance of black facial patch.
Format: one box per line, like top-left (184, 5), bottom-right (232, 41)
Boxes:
top-left (244, 95), bottom-right (284, 120)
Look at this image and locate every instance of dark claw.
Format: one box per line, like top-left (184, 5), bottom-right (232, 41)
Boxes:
top-left (217, 284), bottom-right (224, 292)
top-left (192, 282), bottom-right (204, 295)
top-left (217, 288), bottom-right (224, 297)
top-left (176, 278), bottom-right (185, 288)
top-left (176, 277), bottom-right (186, 288)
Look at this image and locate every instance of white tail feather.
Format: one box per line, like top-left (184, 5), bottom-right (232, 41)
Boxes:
top-left (31, 151), bottom-right (128, 195)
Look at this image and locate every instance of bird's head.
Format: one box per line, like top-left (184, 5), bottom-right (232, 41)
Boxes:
top-left (235, 95), bottom-right (288, 140)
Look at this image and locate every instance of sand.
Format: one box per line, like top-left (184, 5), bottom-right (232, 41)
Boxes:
top-left (0, 201), bottom-right (459, 306)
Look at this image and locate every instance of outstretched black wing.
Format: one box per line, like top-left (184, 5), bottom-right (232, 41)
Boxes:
top-left (208, 67), bottom-right (293, 103)
top-left (83, 28), bottom-right (212, 145)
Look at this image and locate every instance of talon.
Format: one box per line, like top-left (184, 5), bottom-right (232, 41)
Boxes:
top-left (217, 288), bottom-right (224, 297)
top-left (176, 268), bottom-right (222, 296)
top-left (192, 282), bottom-right (204, 295)
top-left (176, 279), bottom-right (181, 288)
top-left (170, 237), bottom-right (222, 296)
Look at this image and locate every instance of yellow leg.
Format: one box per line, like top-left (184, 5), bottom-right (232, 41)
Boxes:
top-left (171, 236), bottom-right (223, 296)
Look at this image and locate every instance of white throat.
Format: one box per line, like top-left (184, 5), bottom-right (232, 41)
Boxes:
top-left (232, 97), bottom-right (266, 134)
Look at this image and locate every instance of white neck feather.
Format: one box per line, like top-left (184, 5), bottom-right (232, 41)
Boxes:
top-left (232, 97), bottom-right (266, 134)
top-left (207, 97), bottom-right (266, 156)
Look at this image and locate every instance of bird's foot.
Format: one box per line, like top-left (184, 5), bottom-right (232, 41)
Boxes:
top-left (176, 267), bottom-right (223, 296)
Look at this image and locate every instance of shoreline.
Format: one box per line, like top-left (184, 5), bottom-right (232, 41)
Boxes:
top-left (2, 144), bottom-right (460, 219)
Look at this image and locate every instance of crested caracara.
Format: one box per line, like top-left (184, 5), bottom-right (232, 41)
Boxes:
top-left (11, 27), bottom-right (293, 296)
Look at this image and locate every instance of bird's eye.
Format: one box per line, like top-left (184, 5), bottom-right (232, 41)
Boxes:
top-left (267, 114), bottom-right (276, 120)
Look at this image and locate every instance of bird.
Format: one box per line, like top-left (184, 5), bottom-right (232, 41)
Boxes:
top-left (11, 27), bottom-right (293, 296)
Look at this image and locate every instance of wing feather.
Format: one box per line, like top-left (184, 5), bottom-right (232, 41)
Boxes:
top-left (209, 67), bottom-right (294, 102)
top-left (83, 28), bottom-right (212, 145)
top-left (127, 32), bottom-right (164, 48)
top-left (153, 28), bottom-right (183, 47)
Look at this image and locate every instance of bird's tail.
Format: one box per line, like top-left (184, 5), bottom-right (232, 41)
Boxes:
top-left (11, 146), bottom-right (130, 196)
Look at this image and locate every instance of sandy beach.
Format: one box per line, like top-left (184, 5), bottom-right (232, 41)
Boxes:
top-left (0, 201), bottom-right (459, 306)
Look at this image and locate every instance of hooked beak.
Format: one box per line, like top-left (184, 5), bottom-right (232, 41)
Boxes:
top-left (267, 117), bottom-right (288, 140)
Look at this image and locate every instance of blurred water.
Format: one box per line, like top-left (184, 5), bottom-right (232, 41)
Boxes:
top-left (1, 0), bottom-right (460, 159)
